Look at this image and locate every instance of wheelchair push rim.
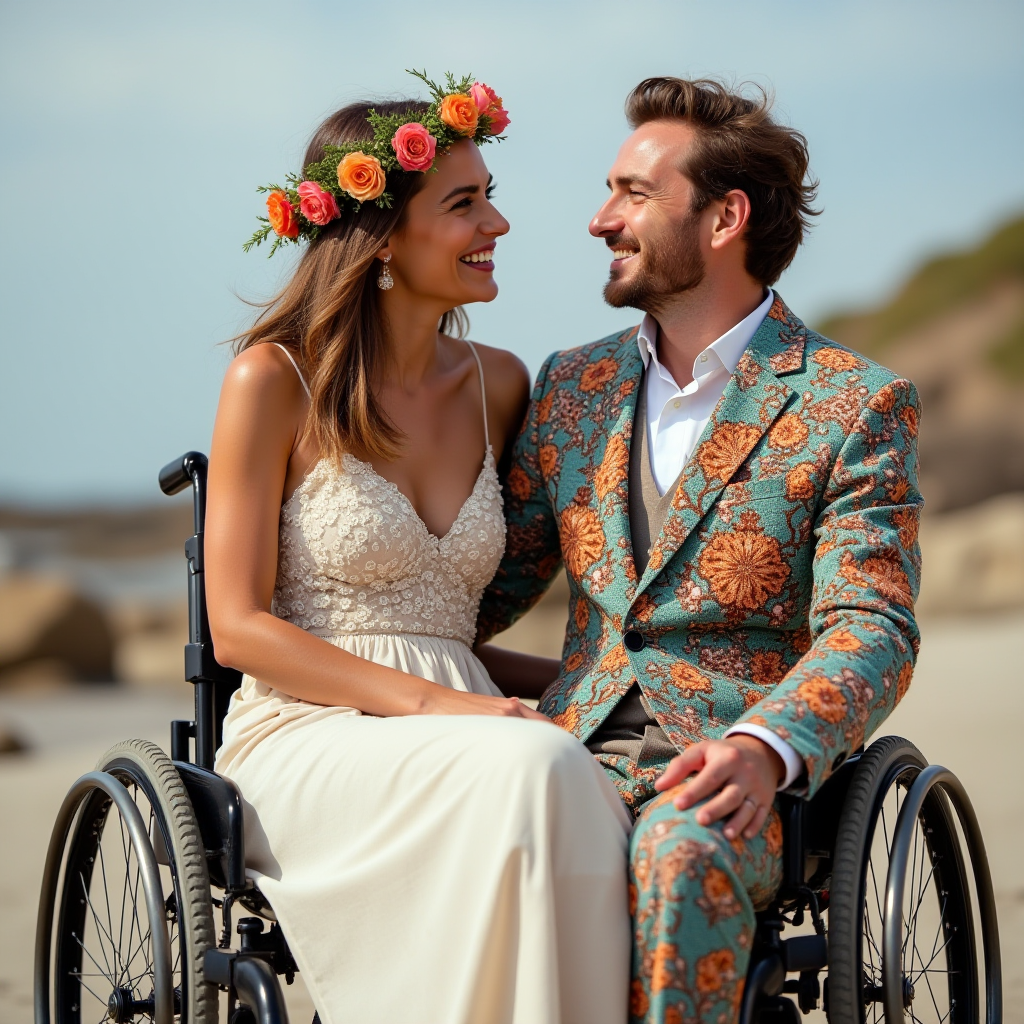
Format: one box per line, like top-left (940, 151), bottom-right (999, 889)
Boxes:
top-left (35, 740), bottom-right (216, 1024)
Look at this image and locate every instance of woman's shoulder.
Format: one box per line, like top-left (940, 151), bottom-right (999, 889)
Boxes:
top-left (223, 343), bottom-right (309, 405)
top-left (466, 339), bottom-right (531, 415)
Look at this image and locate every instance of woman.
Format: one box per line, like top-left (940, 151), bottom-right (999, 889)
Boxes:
top-left (206, 74), bottom-right (631, 1024)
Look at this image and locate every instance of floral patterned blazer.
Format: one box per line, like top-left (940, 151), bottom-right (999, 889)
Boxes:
top-left (477, 297), bottom-right (923, 798)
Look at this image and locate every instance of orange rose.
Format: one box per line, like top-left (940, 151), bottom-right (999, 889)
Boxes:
top-left (266, 190), bottom-right (299, 238)
top-left (438, 93), bottom-right (479, 135)
top-left (336, 151), bottom-right (386, 202)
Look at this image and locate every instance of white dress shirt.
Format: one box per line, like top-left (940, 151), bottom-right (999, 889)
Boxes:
top-left (637, 289), bottom-right (804, 790)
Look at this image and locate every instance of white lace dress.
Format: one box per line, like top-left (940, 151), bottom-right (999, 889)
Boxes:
top-left (215, 344), bottom-right (632, 1024)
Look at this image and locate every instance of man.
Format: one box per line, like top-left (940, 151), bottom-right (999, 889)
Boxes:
top-left (477, 77), bottom-right (922, 1023)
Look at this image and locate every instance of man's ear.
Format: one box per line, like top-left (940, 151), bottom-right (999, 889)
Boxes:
top-left (709, 190), bottom-right (751, 251)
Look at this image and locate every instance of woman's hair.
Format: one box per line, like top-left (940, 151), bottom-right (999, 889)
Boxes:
top-left (234, 100), bottom-right (467, 461)
top-left (625, 78), bottom-right (819, 286)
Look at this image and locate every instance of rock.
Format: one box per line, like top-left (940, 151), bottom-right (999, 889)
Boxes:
top-left (0, 574), bottom-right (115, 684)
top-left (0, 721), bottom-right (28, 755)
top-left (918, 493), bottom-right (1024, 615)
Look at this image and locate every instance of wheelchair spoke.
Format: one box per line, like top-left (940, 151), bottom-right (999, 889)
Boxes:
top-left (867, 852), bottom-right (886, 931)
top-left (121, 922), bottom-right (154, 988)
top-left (921, 959), bottom-right (943, 1022)
top-left (96, 839), bottom-right (117, 966)
top-left (912, 930), bottom-right (953, 984)
top-left (908, 852), bottom-right (937, 954)
top-left (68, 970), bottom-right (107, 1007)
top-left (72, 928), bottom-right (116, 987)
top-left (77, 869), bottom-right (116, 980)
top-left (117, 811), bottom-right (133, 966)
top-left (863, 902), bottom-right (883, 975)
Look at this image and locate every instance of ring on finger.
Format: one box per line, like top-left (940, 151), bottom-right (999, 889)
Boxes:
top-left (742, 797), bottom-right (759, 811)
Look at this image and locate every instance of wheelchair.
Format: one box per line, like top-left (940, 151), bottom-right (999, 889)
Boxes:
top-left (33, 451), bottom-right (1002, 1024)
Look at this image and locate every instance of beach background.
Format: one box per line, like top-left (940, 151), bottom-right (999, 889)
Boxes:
top-left (1, 1), bottom-right (1022, 1020)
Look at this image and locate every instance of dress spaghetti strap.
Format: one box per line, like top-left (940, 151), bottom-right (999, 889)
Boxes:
top-left (272, 343), bottom-right (311, 399)
top-left (465, 341), bottom-right (491, 451)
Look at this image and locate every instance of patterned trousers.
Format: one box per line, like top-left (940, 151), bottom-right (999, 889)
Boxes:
top-left (598, 754), bottom-right (784, 1024)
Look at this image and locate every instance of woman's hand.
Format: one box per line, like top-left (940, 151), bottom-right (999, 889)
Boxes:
top-left (421, 686), bottom-right (551, 722)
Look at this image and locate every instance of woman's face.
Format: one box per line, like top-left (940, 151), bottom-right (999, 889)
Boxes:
top-left (385, 140), bottom-right (509, 308)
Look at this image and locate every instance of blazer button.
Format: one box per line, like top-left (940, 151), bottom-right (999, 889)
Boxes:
top-left (623, 630), bottom-right (646, 652)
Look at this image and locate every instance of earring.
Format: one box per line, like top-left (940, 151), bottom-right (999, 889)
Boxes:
top-left (377, 255), bottom-right (394, 291)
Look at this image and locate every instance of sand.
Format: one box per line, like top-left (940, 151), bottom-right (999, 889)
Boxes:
top-left (1, 613), bottom-right (1021, 1022)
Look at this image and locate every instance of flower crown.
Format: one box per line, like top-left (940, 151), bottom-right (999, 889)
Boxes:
top-left (245, 70), bottom-right (509, 256)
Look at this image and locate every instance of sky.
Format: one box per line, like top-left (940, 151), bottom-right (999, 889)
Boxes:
top-left (1, 0), bottom-right (1022, 504)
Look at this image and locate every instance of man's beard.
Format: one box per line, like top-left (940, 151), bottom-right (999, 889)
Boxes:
top-left (603, 209), bottom-right (705, 313)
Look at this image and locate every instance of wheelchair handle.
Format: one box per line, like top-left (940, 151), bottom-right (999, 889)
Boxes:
top-left (159, 451), bottom-right (208, 534)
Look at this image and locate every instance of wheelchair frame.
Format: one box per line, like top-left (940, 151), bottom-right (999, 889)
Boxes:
top-left (33, 450), bottom-right (1003, 1024)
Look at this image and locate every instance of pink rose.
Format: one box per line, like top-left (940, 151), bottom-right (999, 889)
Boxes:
top-left (296, 180), bottom-right (339, 226)
top-left (470, 82), bottom-right (498, 113)
top-left (470, 82), bottom-right (510, 135)
top-left (486, 104), bottom-right (510, 134)
top-left (391, 122), bottom-right (437, 172)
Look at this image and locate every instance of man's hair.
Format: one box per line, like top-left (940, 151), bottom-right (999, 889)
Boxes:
top-left (625, 77), bottom-right (819, 286)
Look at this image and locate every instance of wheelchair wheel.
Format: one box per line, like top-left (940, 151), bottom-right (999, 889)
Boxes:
top-left (36, 739), bottom-right (217, 1023)
top-left (826, 735), bottom-right (979, 1023)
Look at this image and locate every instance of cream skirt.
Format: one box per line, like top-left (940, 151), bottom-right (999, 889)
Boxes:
top-left (215, 633), bottom-right (632, 1024)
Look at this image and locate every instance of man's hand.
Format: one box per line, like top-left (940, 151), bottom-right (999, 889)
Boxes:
top-left (653, 736), bottom-right (785, 840)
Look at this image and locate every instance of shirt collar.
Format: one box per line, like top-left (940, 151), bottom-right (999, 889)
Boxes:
top-left (637, 288), bottom-right (774, 383)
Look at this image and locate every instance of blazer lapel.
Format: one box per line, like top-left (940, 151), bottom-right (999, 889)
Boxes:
top-left (633, 295), bottom-right (807, 598)
top-left (596, 328), bottom-right (645, 592)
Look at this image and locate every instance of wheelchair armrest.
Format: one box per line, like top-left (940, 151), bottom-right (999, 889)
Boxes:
top-left (778, 749), bottom-right (864, 890)
top-left (175, 761), bottom-right (247, 893)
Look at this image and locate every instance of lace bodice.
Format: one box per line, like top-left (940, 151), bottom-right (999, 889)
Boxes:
top-left (272, 451), bottom-right (505, 647)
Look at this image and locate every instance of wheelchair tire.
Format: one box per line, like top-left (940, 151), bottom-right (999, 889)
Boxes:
top-left (825, 735), bottom-right (979, 1023)
top-left (40, 739), bottom-right (217, 1023)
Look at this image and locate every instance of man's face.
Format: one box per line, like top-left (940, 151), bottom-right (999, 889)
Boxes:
top-left (590, 120), bottom-right (707, 312)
